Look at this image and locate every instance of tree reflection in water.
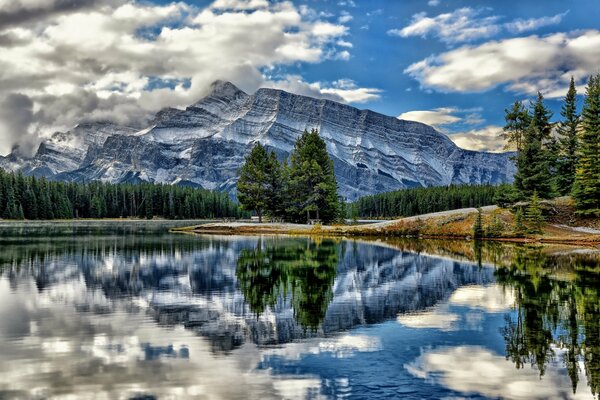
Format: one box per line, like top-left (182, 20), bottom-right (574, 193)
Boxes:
top-left (236, 238), bottom-right (338, 330)
top-left (496, 246), bottom-right (600, 397)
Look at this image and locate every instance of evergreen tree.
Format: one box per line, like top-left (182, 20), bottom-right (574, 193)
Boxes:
top-left (513, 93), bottom-right (555, 199)
top-left (237, 143), bottom-right (270, 222)
top-left (573, 75), bottom-right (600, 216)
top-left (287, 129), bottom-right (339, 223)
top-left (264, 151), bottom-right (286, 220)
top-left (530, 92), bottom-right (553, 142)
top-left (502, 101), bottom-right (531, 152)
top-left (513, 208), bottom-right (526, 237)
top-left (473, 208), bottom-right (484, 239)
top-left (525, 191), bottom-right (545, 234)
top-left (556, 77), bottom-right (580, 195)
top-left (514, 133), bottom-right (553, 199)
top-left (485, 212), bottom-right (505, 238)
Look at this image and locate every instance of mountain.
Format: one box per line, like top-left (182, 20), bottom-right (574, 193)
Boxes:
top-left (0, 80), bottom-right (516, 200)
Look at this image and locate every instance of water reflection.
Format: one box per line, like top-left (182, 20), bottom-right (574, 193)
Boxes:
top-left (236, 238), bottom-right (338, 330)
top-left (0, 225), bottom-right (598, 399)
top-left (496, 247), bottom-right (600, 397)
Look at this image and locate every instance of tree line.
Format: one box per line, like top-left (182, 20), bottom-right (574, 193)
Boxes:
top-left (237, 129), bottom-right (340, 223)
top-left (0, 169), bottom-right (242, 220)
top-left (350, 184), bottom-right (507, 219)
top-left (502, 74), bottom-right (600, 216)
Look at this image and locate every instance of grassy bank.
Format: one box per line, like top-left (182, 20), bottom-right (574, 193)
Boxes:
top-left (175, 200), bottom-right (600, 247)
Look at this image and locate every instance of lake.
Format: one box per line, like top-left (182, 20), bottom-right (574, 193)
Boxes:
top-left (0, 222), bottom-right (598, 399)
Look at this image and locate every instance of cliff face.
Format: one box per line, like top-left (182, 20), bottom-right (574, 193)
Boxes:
top-left (0, 80), bottom-right (515, 200)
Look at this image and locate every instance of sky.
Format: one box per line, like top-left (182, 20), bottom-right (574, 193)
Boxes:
top-left (0, 0), bottom-right (599, 156)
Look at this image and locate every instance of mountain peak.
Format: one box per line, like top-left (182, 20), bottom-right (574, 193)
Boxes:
top-left (208, 80), bottom-right (247, 97)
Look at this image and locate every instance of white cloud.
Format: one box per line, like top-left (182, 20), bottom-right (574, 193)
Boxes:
top-left (404, 30), bottom-right (600, 96)
top-left (427, 0), bottom-right (440, 6)
top-left (448, 126), bottom-right (507, 153)
top-left (389, 8), bottom-right (501, 45)
top-left (398, 107), bottom-right (508, 152)
top-left (505, 11), bottom-right (569, 34)
top-left (0, 0), bottom-right (368, 155)
top-left (398, 107), bottom-right (462, 128)
top-left (265, 76), bottom-right (382, 104)
top-left (338, 10), bottom-right (353, 24)
top-left (389, 7), bottom-right (568, 45)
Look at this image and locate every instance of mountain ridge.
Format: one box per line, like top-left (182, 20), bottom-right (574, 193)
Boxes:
top-left (0, 80), bottom-right (516, 200)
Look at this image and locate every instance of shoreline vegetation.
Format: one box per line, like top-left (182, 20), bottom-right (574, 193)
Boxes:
top-left (174, 198), bottom-right (600, 247)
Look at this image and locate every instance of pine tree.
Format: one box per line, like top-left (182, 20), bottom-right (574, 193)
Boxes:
top-left (237, 143), bottom-right (270, 222)
top-left (513, 208), bottom-right (526, 237)
top-left (530, 92), bottom-right (553, 142)
top-left (485, 212), bottom-right (505, 237)
top-left (264, 151), bottom-right (286, 220)
top-left (573, 75), bottom-right (600, 217)
top-left (502, 101), bottom-right (531, 152)
top-left (525, 191), bottom-right (545, 234)
top-left (473, 208), bottom-right (484, 239)
top-left (286, 129), bottom-right (339, 223)
top-left (512, 93), bottom-right (557, 199)
top-left (556, 77), bottom-right (580, 195)
top-left (514, 132), bottom-right (553, 199)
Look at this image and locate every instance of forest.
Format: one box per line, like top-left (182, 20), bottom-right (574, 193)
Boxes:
top-left (350, 184), bottom-right (508, 219)
top-left (0, 169), bottom-right (242, 220)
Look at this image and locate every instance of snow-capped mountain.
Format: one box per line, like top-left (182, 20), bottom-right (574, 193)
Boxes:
top-left (0, 80), bottom-right (515, 200)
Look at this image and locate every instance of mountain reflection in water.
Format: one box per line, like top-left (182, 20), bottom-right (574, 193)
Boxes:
top-left (0, 224), bottom-right (598, 399)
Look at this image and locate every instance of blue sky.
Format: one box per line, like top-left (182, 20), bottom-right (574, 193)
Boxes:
top-left (0, 0), bottom-right (599, 154)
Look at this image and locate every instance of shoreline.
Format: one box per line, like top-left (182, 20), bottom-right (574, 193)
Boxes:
top-left (174, 224), bottom-right (600, 247)
top-left (172, 205), bottom-right (600, 247)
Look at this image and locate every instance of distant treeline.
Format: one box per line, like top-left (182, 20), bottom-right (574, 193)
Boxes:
top-left (0, 169), bottom-right (242, 220)
top-left (351, 184), bottom-right (509, 219)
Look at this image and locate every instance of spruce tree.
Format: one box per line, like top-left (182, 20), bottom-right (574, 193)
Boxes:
top-left (513, 208), bottom-right (526, 237)
top-left (502, 101), bottom-right (531, 152)
top-left (514, 133), bottom-right (553, 199)
top-left (473, 208), bottom-right (484, 239)
top-left (237, 143), bottom-right (270, 222)
top-left (525, 191), bottom-right (545, 234)
top-left (264, 151), bottom-right (286, 220)
top-left (573, 75), bottom-right (600, 216)
top-left (287, 129), bottom-right (339, 223)
top-left (556, 77), bottom-right (580, 195)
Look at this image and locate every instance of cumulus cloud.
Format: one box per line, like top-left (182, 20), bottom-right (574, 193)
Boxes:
top-left (398, 107), bottom-right (462, 128)
top-left (404, 30), bottom-right (600, 96)
top-left (0, 0), bottom-right (116, 27)
top-left (398, 108), bottom-right (507, 152)
top-left (262, 76), bottom-right (382, 104)
top-left (389, 7), bottom-right (568, 45)
top-left (0, 0), bottom-right (372, 156)
top-left (448, 126), bottom-right (507, 153)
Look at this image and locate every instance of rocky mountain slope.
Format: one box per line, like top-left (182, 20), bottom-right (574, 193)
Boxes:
top-left (0, 81), bottom-right (515, 200)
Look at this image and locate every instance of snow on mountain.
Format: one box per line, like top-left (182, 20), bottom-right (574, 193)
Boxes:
top-left (0, 80), bottom-right (515, 200)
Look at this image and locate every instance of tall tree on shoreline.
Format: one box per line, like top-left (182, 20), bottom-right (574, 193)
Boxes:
top-left (513, 93), bottom-right (555, 199)
top-left (556, 77), bottom-right (580, 195)
top-left (237, 143), bottom-right (270, 222)
top-left (503, 101), bottom-right (531, 152)
top-left (573, 75), bottom-right (600, 216)
top-left (287, 129), bottom-right (339, 223)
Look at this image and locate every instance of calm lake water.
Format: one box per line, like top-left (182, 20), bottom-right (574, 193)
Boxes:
top-left (0, 222), bottom-right (598, 399)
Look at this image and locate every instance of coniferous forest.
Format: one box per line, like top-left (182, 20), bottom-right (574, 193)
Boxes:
top-left (350, 184), bottom-right (507, 219)
top-left (0, 169), bottom-right (242, 220)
